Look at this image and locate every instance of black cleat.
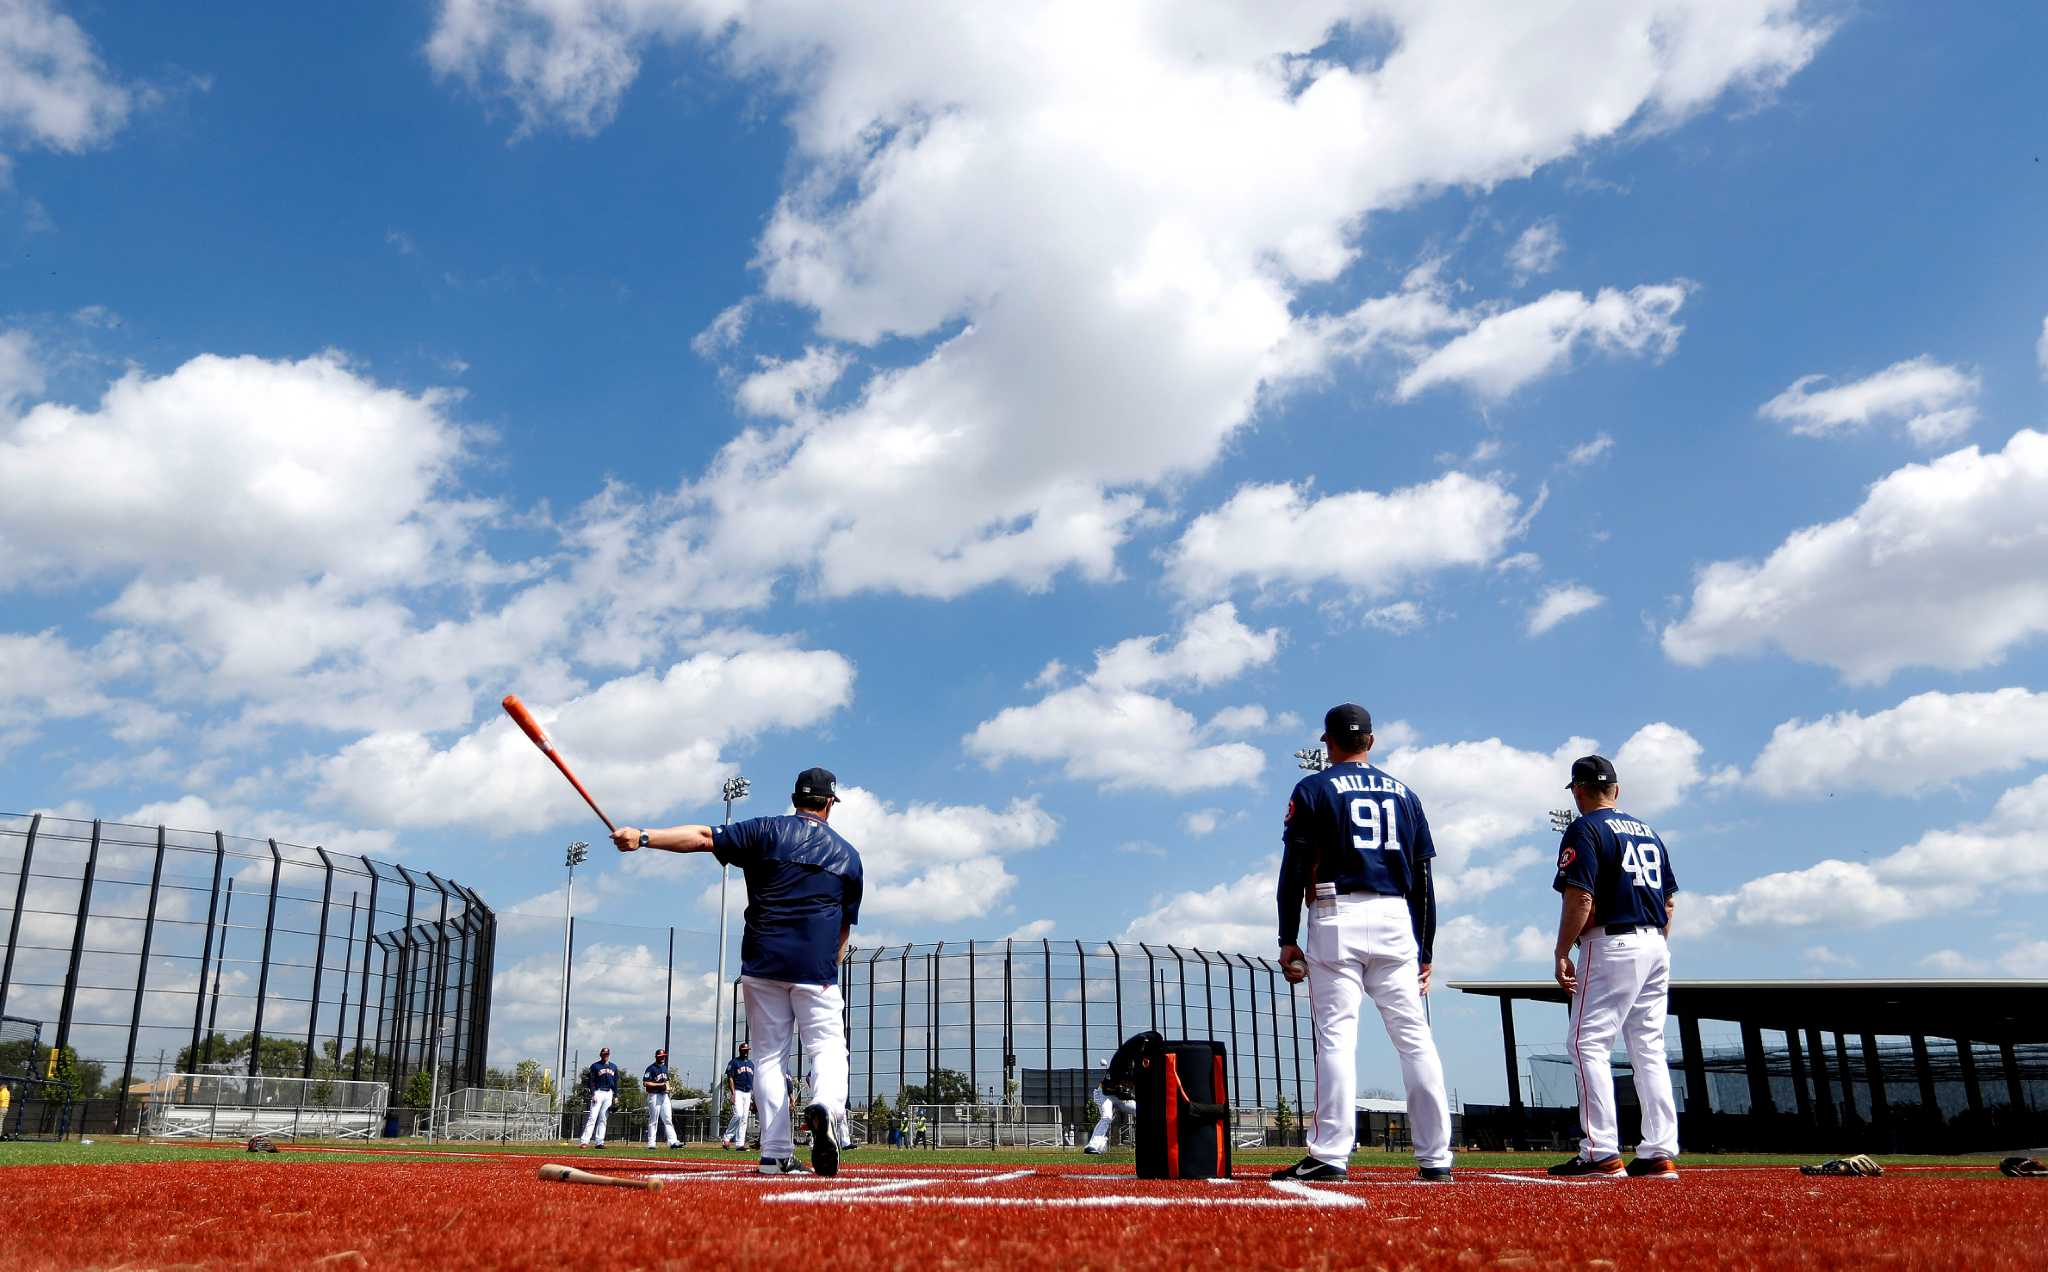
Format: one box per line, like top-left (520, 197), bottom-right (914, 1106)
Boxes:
top-left (1548, 1155), bottom-right (1625, 1177)
top-left (1625, 1156), bottom-right (1679, 1179)
top-left (804, 1104), bottom-right (839, 1177)
top-left (1270, 1156), bottom-right (1347, 1182)
top-left (759, 1156), bottom-right (811, 1175)
top-left (1416, 1166), bottom-right (1454, 1182)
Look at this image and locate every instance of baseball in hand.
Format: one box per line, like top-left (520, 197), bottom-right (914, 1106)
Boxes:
top-left (1284, 956), bottom-right (1307, 980)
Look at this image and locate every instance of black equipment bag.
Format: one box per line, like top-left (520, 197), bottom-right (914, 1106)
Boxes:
top-left (1110, 1031), bottom-right (1232, 1180)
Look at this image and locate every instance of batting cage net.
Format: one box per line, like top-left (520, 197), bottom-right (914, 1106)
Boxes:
top-left (0, 1015), bottom-right (71, 1142)
top-left (138, 1073), bottom-right (389, 1140)
top-left (437, 1086), bottom-right (555, 1141)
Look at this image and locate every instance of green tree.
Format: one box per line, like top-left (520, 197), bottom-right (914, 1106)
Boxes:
top-left (895, 1067), bottom-right (974, 1110)
top-left (401, 1067), bottom-right (434, 1111)
top-left (614, 1074), bottom-right (646, 1113)
top-left (1273, 1094), bottom-right (1295, 1136)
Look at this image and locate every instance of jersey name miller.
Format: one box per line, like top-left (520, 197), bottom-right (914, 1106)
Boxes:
top-left (1327, 773), bottom-right (1407, 797)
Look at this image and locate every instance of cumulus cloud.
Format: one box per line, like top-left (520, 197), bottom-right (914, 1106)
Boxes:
top-left (0, 0), bottom-right (136, 152)
top-left (1507, 220), bottom-right (1564, 283)
top-left (1564, 434), bottom-right (1613, 467)
top-left (824, 786), bottom-right (1058, 924)
top-left (1688, 774), bottom-right (2048, 935)
top-left (1395, 283), bottom-right (1689, 402)
top-left (0, 329), bottom-right (43, 413)
top-left (1165, 473), bottom-right (1527, 601)
top-left (1759, 356), bottom-right (1979, 446)
top-left (1526, 584), bottom-right (1604, 636)
top-left (1121, 860), bottom-right (1276, 955)
top-left (429, 0), bottom-right (1826, 598)
top-left (1662, 430), bottom-right (2048, 683)
top-left (1750, 687), bottom-right (2048, 799)
top-left (316, 647), bottom-right (855, 833)
top-left (965, 604), bottom-right (1278, 793)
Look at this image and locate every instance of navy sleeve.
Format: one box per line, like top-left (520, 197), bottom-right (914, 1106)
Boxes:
top-left (843, 863), bottom-right (863, 927)
top-left (711, 817), bottom-right (757, 867)
top-left (1659, 833), bottom-right (1679, 898)
top-left (1406, 793), bottom-right (1437, 863)
top-left (1276, 780), bottom-right (1317, 947)
top-left (1552, 820), bottom-right (1598, 895)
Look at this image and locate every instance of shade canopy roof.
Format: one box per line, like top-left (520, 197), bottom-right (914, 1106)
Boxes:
top-left (1449, 979), bottom-right (2048, 1044)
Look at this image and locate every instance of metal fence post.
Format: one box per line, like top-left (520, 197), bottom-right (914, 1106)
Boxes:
top-left (967, 940), bottom-right (977, 1100)
top-left (1169, 946), bottom-right (1188, 1038)
top-left (186, 835), bottom-right (226, 1090)
top-left (1238, 954), bottom-right (1262, 1109)
top-left (1074, 941), bottom-right (1088, 1070)
top-left (865, 945), bottom-right (883, 1118)
top-left (391, 868), bottom-right (420, 1090)
top-left (424, 873), bottom-right (454, 1088)
top-left (117, 825), bottom-right (169, 1129)
top-left (897, 946), bottom-right (909, 1101)
top-left (1109, 944), bottom-right (1123, 1041)
top-left (304, 848), bottom-right (335, 1078)
top-left (352, 866), bottom-right (379, 1080)
top-left (1225, 955), bottom-right (1241, 1105)
top-left (1288, 976), bottom-right (1303, 1114)
top-left (1041, 939), bottom-right (1053, 1082)
top-left (0, 813), bottom-right (40, 1021)
top-left (248, 839), bottom-right (284, 1077)
top-left (1138, 943), bottom-right (1157, 1032)
top-left (335, 891), bottom-right (357, 1070)
top-left (663, 927), bottom-right (674, 1057)
top-left (52, 819), bottom-right (103, 1065)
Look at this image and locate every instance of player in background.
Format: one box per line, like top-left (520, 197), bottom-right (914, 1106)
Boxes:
top-left (721, 1042), bottom-right (755, 1150)
top-left (578, 1047), bottom-right (619, 1149)
top-left (1549, 754), bottom-right (1681, 1179)
top-left (1083, 1058), bottom-right (1136, 1154)
top-left (643, 1048), bottom-right (678, 1150)
top-left (1273, 703), bottom-right (1454, 1183)
top-left (614, 766), bottom-right (864, 1177)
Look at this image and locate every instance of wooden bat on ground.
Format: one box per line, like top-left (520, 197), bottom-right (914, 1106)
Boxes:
top-left (538, 1163), bottom-right (664, 1192)
top-left (501, 693), bottom-right (616, 832)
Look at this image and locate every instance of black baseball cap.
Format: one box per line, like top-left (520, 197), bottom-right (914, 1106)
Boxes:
top-left (1322, 703), bottom-right (1372, 742)
top-left (654, 1048), bottom-right (666, 1058)
top-left (738, 1042), bottom-right (750, 1053)
top-left (794, 767), bottom-right (839, 801)
top-left (599, 1047), bottom-right (610, 1056)
top-left (1568, 754), bottom-right (1618, 788)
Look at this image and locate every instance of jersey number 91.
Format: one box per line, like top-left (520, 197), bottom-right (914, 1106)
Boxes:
top-left (1350, 797), bottom-right (1402, 853)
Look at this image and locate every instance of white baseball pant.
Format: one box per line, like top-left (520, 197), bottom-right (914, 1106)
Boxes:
top-left (1086, 1094), bottom-right (1137, 1152)
top-left (577, 1089), bottom-right (613, 1146)
top-left (1305, 892), bottom-right (1453, 1169)
top-left (1569, 927), bottom-right (1679, 1161)
top-left (742, 975), bottom-right (848, 1161)
top-left (723, 1090), bottom-right (753, 1145)
top-left (644, 1092), bottom-right (678, 1147)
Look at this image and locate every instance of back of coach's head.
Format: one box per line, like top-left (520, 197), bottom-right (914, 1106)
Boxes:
top-left (1322, 703), bottom-right (1374, 759)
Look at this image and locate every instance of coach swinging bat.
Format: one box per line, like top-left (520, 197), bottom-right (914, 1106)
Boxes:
top-left (538, 1163), bottom-right (664, 1192)
top-left (501, 694), bottom-right (616, 832)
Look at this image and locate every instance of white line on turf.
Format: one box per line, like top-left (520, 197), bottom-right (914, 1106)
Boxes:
top-left (1266, 1180), bottom-right (1368, 1208)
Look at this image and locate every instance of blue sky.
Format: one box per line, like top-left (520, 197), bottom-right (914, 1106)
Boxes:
top-left (4, 1), bottom-right (2047, 1096)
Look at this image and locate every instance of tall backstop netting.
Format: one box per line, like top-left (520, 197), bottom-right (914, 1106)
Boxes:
top-left (0, 812), bottom-right (495, 1135)
top-left (731, 940), bottom-right (1314, 1143)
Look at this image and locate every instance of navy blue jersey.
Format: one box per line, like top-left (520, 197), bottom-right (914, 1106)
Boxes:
top-left (586, 1060), bottom-right (619, 1093)
top-left (643, 1063), bottom-right (669, 1092)
top-left (1277, 761), bottom-right (1436, 946)
top-left (726, 1056), bottom-right (754, 1093)
top-left (1552, 808), bottom-right (1679, 929)
top-left (713, 812), bottom-right (863, 986)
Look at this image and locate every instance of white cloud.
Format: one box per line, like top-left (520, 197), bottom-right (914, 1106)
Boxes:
top-left (1804, 945), bottom-right (1856, 969)
top-left (1662, 430), bottom-right (2048, 683)
top-left (1431, 914), bottom-right (1553, 979)
top-left (1182, 809), bottom-right (1224, 837)
top-left (1166, 473), bottom-right (1527, 601)
top-left (1919, 949), bottom-right (1969, 974)
top-left (1381, 722), bottom-right (1706, 904)
top-left (1395, 283), bottom-right (1689, 402)
top-left (1759, 356), bottom-right (1980, 446)
top-left (1506, 220), bottom-right (1564, 283)
top-left (734, 345), bottom-right (851, 419)
top-left (1359, 602), bottom-right (1426, 634)
top-left (315, 647), bottom-right (855, 833)
top-left (825, 785), bottom-right (1058, 924)
top-left (1007, 918), bottom-right (1055, 941)
top-left (121, 793), bottom-right (399, 862)
top-left (1526, 583), bottom-right (1604, 636)
top-left (1689, 774), bottom-right (2048, 935)
top-left (1121, 860), bottom-right (1275, 956)
top-left (0, 329), bottom-right (43, 414)
top-left (1751, 687), bottom-right (2048, 799)
top-left (1992, 939), bottom-right (2048, 976)
top-left (430, 1), bottom-right (1826, 599)
top-left (0, 0), bottom-right (135, 152)
top-left (1564, 434), bottom-right (1613, 467)
top-left (966, 604), bottom-right (1279, 793)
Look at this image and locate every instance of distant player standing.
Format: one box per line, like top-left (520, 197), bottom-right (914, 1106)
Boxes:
top-left (721, 1043), bottom-right (755, 1150)
top-left (1548, 754), bottom-right (1681, 1179)
top-left (614, 766), bottom-right (864, 1177)
top-left (1273, 704), bottom-right (1454, 1183)
top-left (578, 1047), bottom-right (619, 1149)
top-left (1083, 1060), bottom-right (1136, 1154)
top-left (643, 1048), bottom-right (678, 1150)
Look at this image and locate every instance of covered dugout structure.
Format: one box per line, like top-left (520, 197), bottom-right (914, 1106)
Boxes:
top-left (1454, 978), bottom-right (2048, 1153)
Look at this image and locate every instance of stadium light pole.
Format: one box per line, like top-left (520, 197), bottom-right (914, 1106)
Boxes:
top-left (557, 841), bottom-right (588, 1116)
top-left (710, 775), bottom-right (748, 1139)
top-left (1293, 747), bottom-right (1326, 773)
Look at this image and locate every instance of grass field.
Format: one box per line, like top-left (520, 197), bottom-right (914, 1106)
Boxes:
top-left (0, 1138), bottom-right (2039, 1269)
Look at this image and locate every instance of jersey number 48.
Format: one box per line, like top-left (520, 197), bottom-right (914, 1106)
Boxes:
top-left (1621, 840), bottom-right (1663, 890)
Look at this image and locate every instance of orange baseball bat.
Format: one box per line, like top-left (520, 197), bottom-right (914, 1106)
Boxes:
top-left (501, 694), bottom-right (616, 832)
top-left (538, 1163), bottom-right (663, 1192)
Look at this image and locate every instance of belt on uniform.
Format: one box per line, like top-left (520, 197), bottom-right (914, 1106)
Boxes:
top-left (1593, 922), bottom-right (1664, 937)
top-left (1311, 882), bottom-right (1405, 900)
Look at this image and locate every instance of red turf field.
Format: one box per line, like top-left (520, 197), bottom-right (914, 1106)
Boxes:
top-left (4, 1147), bottom-right (2043, 1269)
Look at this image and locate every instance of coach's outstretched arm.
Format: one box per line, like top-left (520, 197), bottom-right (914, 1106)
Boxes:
top-left (610, 824), bottom-right (714, 854)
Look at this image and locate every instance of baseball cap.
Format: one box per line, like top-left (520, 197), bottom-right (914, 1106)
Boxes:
top-left (1322, 703), bottom-right (1372, 742)
top-left (654, 1048), bottom-right (667, 1059)
top-left (794, 766), bottom-right (839, 801)
top-left (738, 1042), bottom-right (751, 1053)
top-left (1568, 754), bottom-right (1618, 788)
top-left (599, 1047), bottom-right (610, 1057)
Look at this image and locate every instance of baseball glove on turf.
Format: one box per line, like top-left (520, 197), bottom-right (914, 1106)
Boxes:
top-left (1998, 1156), bottom-right (2045, 1177)
top-left (1799, 1154), bottom-right (1881, 1176)
top-left (246, 1135), bottom-right (279, 1153)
